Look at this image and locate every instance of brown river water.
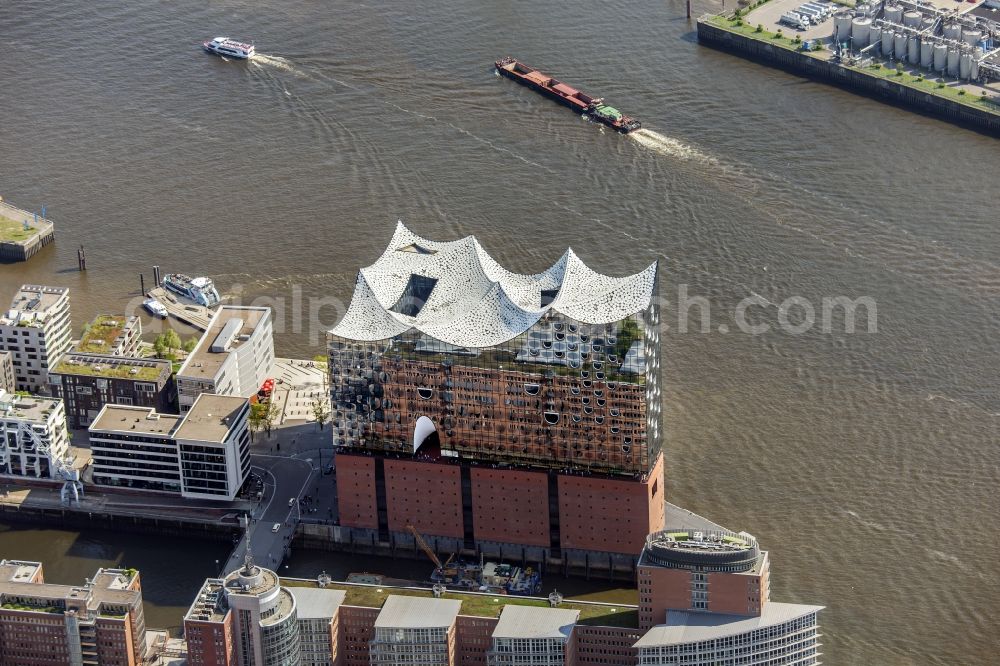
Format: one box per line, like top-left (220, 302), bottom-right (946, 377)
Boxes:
top-left (1, 0), bottom-right (998, 661)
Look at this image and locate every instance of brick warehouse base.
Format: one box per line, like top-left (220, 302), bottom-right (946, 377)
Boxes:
top-left (333, 452), bottom-right (665, 575)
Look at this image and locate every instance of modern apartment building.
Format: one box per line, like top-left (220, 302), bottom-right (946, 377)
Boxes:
top-left (634, 528), bottom-right (823, 665)
top-left (74, 314), bottom-right (142, 357)
top-left (175, 306), bottom-right (274, 412)
top-left (0, 559), bottom-right (146, 666)
top-left (288, 587), bottom-right (343, 666)
top-left (0, 285), bottom-right (72, 393)
top-left (0, 351), bottom-right (14, 393)
top-left (0, 389), bottom-right (71, 480)
top-left (328, 223), bottom-right (664, 571)
top-left (184, 559), bottom-right (346, 666)
top-left (88, 393), bottom-right (250, 500)
top-left (370, 595), bottom-right (461, 666)
top-left (488, 605), bottom-right (579, 666)
top-left (182, 521), bottom-right (822, 666)
top-left (49, 352), bottom-right (173, 428)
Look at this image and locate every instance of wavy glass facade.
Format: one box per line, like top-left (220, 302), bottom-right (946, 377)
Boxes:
top-left (328, 224), bottom-right (665, 564)
top-left (329, 223), bottom-right (661, 478)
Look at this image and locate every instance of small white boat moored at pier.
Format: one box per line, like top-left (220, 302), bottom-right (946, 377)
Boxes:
top-left (143, 298), bottom-right (168, 319)
top-left (203, 37), bottom-right (255, 60)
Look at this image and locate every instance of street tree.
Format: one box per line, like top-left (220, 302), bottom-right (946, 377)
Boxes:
top-left (311, 395), bottom-right (331, 431)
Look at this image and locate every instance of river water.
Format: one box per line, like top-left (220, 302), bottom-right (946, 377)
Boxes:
top-left (1, 0), bottom-right (998, 662)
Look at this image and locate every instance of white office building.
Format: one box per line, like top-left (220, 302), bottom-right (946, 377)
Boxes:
top-left (633, 602), bottom-right (824, 666)
top-left (488, 605), bottom-right (580, 666)
top-left (0, 390), bottom-right (71, 480)
top-left (88, 394), bottom-right (250, 501)
top-left (370, 595), bottom-right (461, 666)
top-left (0, 285), bottom-right (72, 393)
top-left (88, 405), bottom-right (183, 494)
top-left (289, 586), bottom-right (346, 666)
top-left (174, 393), bottom-right (252, 500)
top-left (175, 306), bottom-right (274, 412)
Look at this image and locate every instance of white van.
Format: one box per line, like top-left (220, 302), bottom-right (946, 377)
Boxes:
top-left (272, 522), bottom-right (281, 533)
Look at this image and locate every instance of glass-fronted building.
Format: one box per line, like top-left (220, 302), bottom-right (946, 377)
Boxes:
top-left (328, 223), bottom-right (666, 569)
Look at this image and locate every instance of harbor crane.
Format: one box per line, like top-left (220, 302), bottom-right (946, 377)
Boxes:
top-left (406, 524), bottom-right (455, 570)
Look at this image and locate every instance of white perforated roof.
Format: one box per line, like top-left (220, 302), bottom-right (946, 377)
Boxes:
top-left (330, 222), bottom-right (657, 347)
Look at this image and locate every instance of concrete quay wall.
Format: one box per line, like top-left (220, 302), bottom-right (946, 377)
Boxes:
top-left (697, 19), bottom-right (1000, 136)
top-left (0, 501), bottom-right (239, 540)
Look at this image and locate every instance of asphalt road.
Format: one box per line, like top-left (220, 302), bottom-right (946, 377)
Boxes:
top-left (221, 422), bottom-right (335, 574)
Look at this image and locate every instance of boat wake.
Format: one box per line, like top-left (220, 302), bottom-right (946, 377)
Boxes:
top-left (251, 53), bottom-right (307, 77)
top-left (629, 128), bottom-right (715, 163)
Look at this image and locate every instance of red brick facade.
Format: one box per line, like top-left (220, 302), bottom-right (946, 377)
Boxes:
top-left (558, 454), bottom-right (664, 555)
top-left (335, 455), bottom-right (378, 530)
top-left (185, 615), bottom-right (236, 666)
top-left (384, 459), bottom-right (463, 539)
top-left (471, 468), bottom-right (549, 547)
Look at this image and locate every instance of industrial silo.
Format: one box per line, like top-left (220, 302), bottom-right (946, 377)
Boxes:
top-left (970, 58), bottom-right (979, 80)
top-left (834, 12), bottom-right (853, 43)
top-left (963, 29), bottom-right (983, 47)
top-left (853, 17), bottom-right (872, 48)
top-left (943, 23), bottom-right (962, 41)
top-left (908, 35), bottom-right (921, 64)
top-left (895, 32), bottom-right (908, 60)
top-left (903, 10), bottom-right (921, 28)
top-left (883, 30), bottom-right (896, 58)
top-left (885, 5), bottom-right (904, 24)
top-left (870, 25), bottom-right (883, 55)
top-left (920, 40), bottom-right (934, 68)
top-left (934, 43), bottom-right (949, 72)
top-left (947, 47), bottom-right (960, 76)
top-left (959, 51), bottom-right (972, 79)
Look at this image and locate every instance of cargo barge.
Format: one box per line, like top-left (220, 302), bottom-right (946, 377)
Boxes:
top-left (495, 57), bottom-right (640, 133)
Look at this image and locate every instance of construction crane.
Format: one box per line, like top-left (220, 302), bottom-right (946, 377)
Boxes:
top-left (406, 524), bottom-right (442, 569)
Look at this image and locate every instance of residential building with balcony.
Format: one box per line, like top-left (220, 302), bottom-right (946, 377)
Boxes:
top-left (634, 528), bottom-right (823, 665)
top-left (0, 285), bottom-right (72, 393)
top-left (49, 352), bottom-right (173, 429)
top-left (0, 559), bottom-right (146, 666)
top-left (175, 306), bottom-right (274, 412)
top-left (74, 314), bottom-right (142, 357)
top-left (184, 560), bottom-right (346, 666)
top-left (370, 595), bottom-right (461, 666)
top-left (0, 389), bottom-right (71, 480)
top-left (488, 605), bottom-right (579, 666)
top-left (0, 351), bottom-right (13, 394)
top-left (328, 223), bottom-right (664, 573)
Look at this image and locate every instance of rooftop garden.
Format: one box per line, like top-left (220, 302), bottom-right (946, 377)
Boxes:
top-left (77, 316), bottom-right (128, 354)
top-left (1, 602), bottom-right (63, 614)
top-left (282, 579), bottom-right (639, 628)
top-left (53, 358), bottom-right (164, 381)
top-left (0, 215), bottom-right (37, 243)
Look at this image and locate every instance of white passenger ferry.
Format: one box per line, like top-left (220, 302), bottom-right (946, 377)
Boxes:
top-left (203, 37), bottom-right (255, 60)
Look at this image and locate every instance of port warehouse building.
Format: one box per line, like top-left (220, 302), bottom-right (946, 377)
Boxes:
top-left (326, 223), bottom-right (667, 572)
